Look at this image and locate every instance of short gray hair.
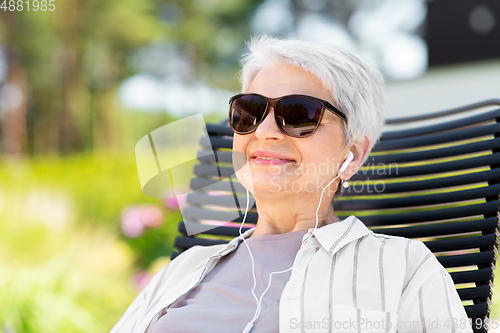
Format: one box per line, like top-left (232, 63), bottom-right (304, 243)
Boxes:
top-left (239, 35), bottom-right (385, 148)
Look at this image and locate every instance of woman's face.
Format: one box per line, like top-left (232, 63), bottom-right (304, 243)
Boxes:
top-left (233, 64), bottom-right (349, 198)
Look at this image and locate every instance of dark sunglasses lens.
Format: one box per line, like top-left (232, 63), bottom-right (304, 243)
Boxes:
top-left (230, 95), bottom-right (267, 133)
top-left (276, 97), bottom-right (323, 137)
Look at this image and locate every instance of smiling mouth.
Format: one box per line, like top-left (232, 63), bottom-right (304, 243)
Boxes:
top-left (255, 156), bottom-right (286, 160)
top-left (252, 156), bottom-right (295, 164)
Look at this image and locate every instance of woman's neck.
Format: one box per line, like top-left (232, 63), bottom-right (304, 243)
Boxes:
top-left (249, 192), bottom-right (341, 237)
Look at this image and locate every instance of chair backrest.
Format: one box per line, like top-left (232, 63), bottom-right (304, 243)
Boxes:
top-left (172, 99), bottom-right (500, 332)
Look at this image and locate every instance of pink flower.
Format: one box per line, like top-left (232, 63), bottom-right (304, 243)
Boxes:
top-left (162, 188), bottom-right (188, 210)
top-left (133, 270), bottom-right (151, 291)
top-left (141, 205), bottom-right (163, 228)
top-left (163, 196), bottom-right (180, 210)
top-left (121, 207), bottom-right (144, 238)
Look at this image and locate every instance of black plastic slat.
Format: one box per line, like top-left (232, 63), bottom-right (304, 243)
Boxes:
top-left (190, 177), bottom-right (246, 193)
top-left (386, 99), bottom-right (500, 124)
top-left (437, 251), bottom-right (495, 268)
top-left (198, 149), bottom-right (233, 164)
top-left (339, 201), bottom-right (499, 226)
top-left (206, 123), bottom-right (234, 136)
top-left (450, 268), bottom-right (493, 284)
top-left (336, 185), bottom-right (500, 210)
top-left (182, 206), bottom-right (258, 224)
top-left (369, 137), bottom-right (500, 164)
top-left (382, 108), bottom-right (500, 140)
top-left (171, 250), bottom-right (180, 260)
top-left (457, 285), bottom-right (491, 301)
top-left (465, 302), bottom-right (489, 319)
top-left (178, 221), bottom-right (251, 237)
top-left (350, 153), bottom-right (500, 180)
top-left (193, 164), bottom-right (234, 178)
top-left (342, 168), bottom-right (500, 195)
top-left (372, 217), bottom-right (498, 239)
top-left (374, 122), bottom-right (500, 151)
top-left (424, 234), bottom-right (497, 253)
top-left (187, 191), bottom-right (257, 210)
top-left (200, 136), bottom-right (233, 150)
top-left (174, 236), bottom-right (227, 251)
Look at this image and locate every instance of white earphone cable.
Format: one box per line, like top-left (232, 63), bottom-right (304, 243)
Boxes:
top-left (239, 189), bottom-right (259, 319)
top-left (301, 171), bottom-right (342, 245)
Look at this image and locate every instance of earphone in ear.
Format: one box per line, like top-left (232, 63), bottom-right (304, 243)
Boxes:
top-left (339, 151), bottom-right (354, 174)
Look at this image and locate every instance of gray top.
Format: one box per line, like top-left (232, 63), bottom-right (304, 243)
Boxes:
top-left (151, 230), bottom-right (307, 333)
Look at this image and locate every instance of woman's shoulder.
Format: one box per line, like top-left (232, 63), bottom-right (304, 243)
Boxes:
top-left (369, 232), bottom-right (429, 253)
top-left (367, 232), bottom-right (445, 286)
top-left (165, 243), bottom-right (229, 275)
top-left (367, 232), bottom-right (436, 267)
top-left (346, 215), bottom-right (433, 258)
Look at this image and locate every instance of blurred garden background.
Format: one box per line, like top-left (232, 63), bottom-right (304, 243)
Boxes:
top-left (1, 0), bottom-right (500, 332)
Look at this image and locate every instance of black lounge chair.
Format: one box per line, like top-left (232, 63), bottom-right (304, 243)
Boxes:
top-left (172, 99), bottom-right (500, 333)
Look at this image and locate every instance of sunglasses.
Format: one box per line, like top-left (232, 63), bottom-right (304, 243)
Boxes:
top-left (229, 93), bottom-right (347, 138)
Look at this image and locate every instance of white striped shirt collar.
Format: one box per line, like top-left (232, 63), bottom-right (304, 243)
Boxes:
top-left (309, 215), bottom-right (373, 254)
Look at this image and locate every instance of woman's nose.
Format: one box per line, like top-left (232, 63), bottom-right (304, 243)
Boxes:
top-left (254, 107), bottom-right (286, 141)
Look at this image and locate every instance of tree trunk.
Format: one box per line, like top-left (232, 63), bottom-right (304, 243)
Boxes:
top-left (59, 0), bottom-right (79, 154)
top-left (1, 11), bottom-right (28, 158)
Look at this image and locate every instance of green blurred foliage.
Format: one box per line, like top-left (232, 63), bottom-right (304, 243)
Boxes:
top-left (0, 151), bottom-right (183, 255)
top-left (124, 214), bottom-right (180, 268)
top-left (1, 154), bottom-right (144, 223)
top-left (0, 153), bottom-right (184, 332)
top-left (0, 222), bottom-right (136, 332)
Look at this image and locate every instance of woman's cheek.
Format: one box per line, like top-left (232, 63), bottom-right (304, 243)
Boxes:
top-left (232, 150), bottom-right (254, 193)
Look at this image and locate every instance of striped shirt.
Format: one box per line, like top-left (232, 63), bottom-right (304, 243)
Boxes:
top-left (110, 216), bottom-right (472, 333)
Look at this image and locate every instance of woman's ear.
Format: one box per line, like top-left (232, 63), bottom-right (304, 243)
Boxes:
top-left (342, 133), bottom-right (372, 180)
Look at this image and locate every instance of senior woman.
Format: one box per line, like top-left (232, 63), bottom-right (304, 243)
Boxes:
top-left (111, 36), bottom-right (471, 333)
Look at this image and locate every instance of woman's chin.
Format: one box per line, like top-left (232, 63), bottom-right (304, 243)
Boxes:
top-left (245, 177), bottom-right (302, 197)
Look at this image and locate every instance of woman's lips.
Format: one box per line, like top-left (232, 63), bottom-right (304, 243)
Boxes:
top-left (251, 150), bottom-right (295, 165)
top-left (252, 156), bottom-right (295, 165)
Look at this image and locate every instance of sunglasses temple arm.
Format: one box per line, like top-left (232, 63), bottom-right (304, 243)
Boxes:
top-left (325, 102), bottom-right (347, 122)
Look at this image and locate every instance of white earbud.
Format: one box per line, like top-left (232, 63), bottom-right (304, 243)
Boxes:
top-left (339, 151), bottom-right (354, 174)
